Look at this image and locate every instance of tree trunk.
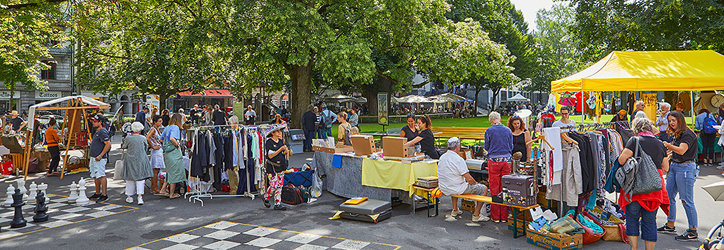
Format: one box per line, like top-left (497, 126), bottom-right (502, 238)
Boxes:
top-left (490, 88), bottom-right (501, 111)
top-left (159, 92), bottom-right (169, 111)
top-left (9, 83), bottom-right (15, 111)
top-left (287, 62), bottom-right (313, 129)
top-left (474, 87), bottom-right (481, 110)
top-left (363, 75), bottom-right (394, 116)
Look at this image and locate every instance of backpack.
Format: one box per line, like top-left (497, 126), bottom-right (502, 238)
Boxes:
top-left (281, 184), bottom-right (308, 205)
top-left (703, 115), bottom-right (718, 134)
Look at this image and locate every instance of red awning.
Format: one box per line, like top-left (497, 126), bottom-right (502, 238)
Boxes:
top-left (177, 89), bottom-right (234, 98)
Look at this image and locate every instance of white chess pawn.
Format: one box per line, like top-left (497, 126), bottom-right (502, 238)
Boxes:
top-left (76, 178), bottom-right (89, 205)
top-left (28, 182), bottom-right (38, 204)
top-left (68, 181), bottom-right (78, 202)
top-left (3, 185), bottom-right (14, 207)
top-left (39, 183), bottom-right (49, 203)
top-left (16, 179), bottom-right (27, 201)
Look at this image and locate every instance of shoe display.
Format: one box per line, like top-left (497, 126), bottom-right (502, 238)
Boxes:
top-left (657, 225), bottom-right (676, 232)
top-left (125, 196), bottom-right (133, 204)
top-left (97, 195), bottom-right (108, 202)
top-left (674, 229), bottom-right (698, 241)
top-left (137, 196), bottom-right (144, 205)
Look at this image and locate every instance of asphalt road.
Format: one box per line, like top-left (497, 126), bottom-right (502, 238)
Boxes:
top-left (1, 136), bottom-right (721, 249)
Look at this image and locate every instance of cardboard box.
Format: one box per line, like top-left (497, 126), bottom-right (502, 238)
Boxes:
top-left (526, 228), bottom-right (583, 250)
top-left (508, 213), bottom-right (533, 232)
top-left (382, 137), bottom-right (409, 158)
top-left (502, 174), bottom-right (537, 207)
top-left (312, 145), bottom-right (354, 154)
top-left (351, 135), bottom-right (376, 156)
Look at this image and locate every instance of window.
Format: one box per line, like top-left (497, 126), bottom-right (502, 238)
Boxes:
top-left (41, 60), bottom-right (56, 80)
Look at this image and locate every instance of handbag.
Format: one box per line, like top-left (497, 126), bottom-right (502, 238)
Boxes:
top-left (114, 149), bottom-right (124, 180)
top-left (620, 137), bottom-right (663, 202)
top-left (162, 140), bottom-right (176, 153)
top-left (281, 184), bottom-right (306, 205)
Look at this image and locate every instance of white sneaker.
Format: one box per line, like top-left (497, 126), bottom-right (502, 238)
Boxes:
top-left (472, 215), bottom-right (490, 222)
top-left (125, 196), bottom-right (133, 204)
top-left (450, 209), bottom-right (463, 217)
top-left (137, 196), bottom-right (144, 205)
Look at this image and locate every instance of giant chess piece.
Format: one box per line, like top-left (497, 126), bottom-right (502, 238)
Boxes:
top-left (68, 181), bottom-right (78, 202)
top-left (3, 185), bottom-right (14, 207)
top-left (10, 189), bottom-right (26, 228)
top-left (39, 183), bottom-right (49, 203)
top-left (28, 182), bottom-right (38, 204)
top-left (76, 178), bottom-right (89, 206)
top-left (16, 179), bottom-right (27, 202)
top-left (33, 191), bottom-right (49, 222)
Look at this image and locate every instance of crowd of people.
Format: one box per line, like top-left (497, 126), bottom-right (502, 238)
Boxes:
top-left (301, 105), bottom-right (359, 152)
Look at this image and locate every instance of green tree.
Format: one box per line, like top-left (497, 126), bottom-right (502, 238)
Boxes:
top-left (531, 3), bottom-right (588, 93)
top-left (74, 0), bottom-right (222, 110)
top-left (1, 0), bottom-right (68, 109)
top-left (570, 0), bottom-right (724, 59)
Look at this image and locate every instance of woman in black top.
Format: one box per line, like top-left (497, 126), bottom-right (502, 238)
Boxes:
top-left (161, 109), bottom-right (170, 127)
top-left (400, 114), bottom-right (420, 152)
top-left (404, 115), bottom-right (439, 159)
top-left (263, 126), bottom-right (289, 211)
top-left (660, 111), bottom-right (699, 240)
top-left (507, 116), bottom-right (531, 161)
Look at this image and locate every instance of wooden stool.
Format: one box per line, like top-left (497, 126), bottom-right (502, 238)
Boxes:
top-left (411, 185), bottom-right (439, 217)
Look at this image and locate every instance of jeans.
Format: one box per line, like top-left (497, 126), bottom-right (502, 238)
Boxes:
top-left (625, 201), bottom-right (658, 242)
top-left (303, 129), bottom-right (315, 151)
top-left (700, 133), bottom-right (716, 160)
top-left (316, 127), bottom-right (327, 139)
top-left (487, 160), bottom-right (511, 221)
top-left (666, 162), bottom-right (699, 228)
top-left (47, 145), bottom-right (60, 174)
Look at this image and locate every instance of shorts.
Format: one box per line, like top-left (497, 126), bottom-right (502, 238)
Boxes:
top-left (462, 183), bottom-right (487, 196)
top-left (89, 158), bottom-right (107, 178)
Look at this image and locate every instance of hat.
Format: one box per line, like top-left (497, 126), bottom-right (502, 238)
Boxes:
top-left (618, 109), bottom-right (627, 115)
top-left (89, 114), bottom-right (105, 122)
top-left (265, 124), bottom-right (286, 137)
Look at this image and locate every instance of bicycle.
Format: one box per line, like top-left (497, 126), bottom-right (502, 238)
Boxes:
top-left (702, 219), bottom-right (724, 250)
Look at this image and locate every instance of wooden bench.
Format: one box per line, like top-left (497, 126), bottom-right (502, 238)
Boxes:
top-left (432, 127), bottom-right (486, 141)
top-left (450, 194), bottom-right (539, 238)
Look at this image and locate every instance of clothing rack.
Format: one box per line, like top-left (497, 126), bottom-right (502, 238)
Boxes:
top-left (557, 121), bottom-right (629, 131)
top-left (184, 124), bottom-right (276, 206)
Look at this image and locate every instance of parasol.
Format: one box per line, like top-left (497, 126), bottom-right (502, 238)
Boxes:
top-left (702, 181), bottom-right (724, 201)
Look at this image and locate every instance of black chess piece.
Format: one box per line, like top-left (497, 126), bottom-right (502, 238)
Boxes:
top-left (33, 191), bottom-right (48, 223)
top-left (10, 189), bottom-right (26, 228)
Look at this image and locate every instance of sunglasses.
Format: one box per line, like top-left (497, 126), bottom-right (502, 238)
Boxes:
top-left (561, 113), bottom-right (569, 115)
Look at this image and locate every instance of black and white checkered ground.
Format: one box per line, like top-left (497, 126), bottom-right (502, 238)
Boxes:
top-left (0, 194), bottom-right (136, 240)
top-left (130, 221), bottom-right (401, 250)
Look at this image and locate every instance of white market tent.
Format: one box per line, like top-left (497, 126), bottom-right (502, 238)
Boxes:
top-left (396, 95), bottom-right (432, 103)
top-left (431, 93), bottom-right (471, 103)
top-left (23, 96), bottom-right (111, 180)
top-left (507, 93), bottom-right (530, 102)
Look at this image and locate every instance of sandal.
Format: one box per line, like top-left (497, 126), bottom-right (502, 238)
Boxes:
top-left (169, 193), bottom-right (180, 199)
top-left (157, 192), bottom-right (169, 196)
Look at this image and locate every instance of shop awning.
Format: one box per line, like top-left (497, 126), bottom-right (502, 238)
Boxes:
top-left (551, 50), bottom-right (724, 93)
top-left (177, 89), bottom-right (234, 98)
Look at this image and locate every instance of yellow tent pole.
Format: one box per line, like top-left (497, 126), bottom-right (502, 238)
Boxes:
top-left (22, 129), bottom-right (33, 181)
top-left (60, 99), bottom-right (78, 180)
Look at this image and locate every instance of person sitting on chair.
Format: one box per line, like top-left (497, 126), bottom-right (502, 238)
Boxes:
top-left (438, 137), bottom-right (490, 222)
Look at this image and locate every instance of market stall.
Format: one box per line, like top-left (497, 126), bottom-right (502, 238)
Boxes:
top-left (23, 96), bottom-right (111, 180)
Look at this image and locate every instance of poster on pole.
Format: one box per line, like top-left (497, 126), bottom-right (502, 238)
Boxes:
top-left (377, 93), bottom-right (388, 125)
top-left (642, 93), bottom-right (657, 123)
top-left (146, 94), bottom-right (160, 115)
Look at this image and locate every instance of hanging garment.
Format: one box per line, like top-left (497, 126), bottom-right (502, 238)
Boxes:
top-left (212, 132), bottom-right (225, 191)
top-left (543, 127), bottom-right (563, 184)
top-left (568, 132), bottom-right (596, 193)
top-left (546, 141), bottom-right (583, 205)
top-left (207, 131), bottom-right (217, 166)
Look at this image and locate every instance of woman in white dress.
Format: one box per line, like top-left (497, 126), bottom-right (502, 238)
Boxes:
top-left (146, 115), bottom-right (165, 194)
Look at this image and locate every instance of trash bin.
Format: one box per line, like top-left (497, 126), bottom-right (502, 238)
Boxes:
top-left (288, 129), bottom-right (305, 154)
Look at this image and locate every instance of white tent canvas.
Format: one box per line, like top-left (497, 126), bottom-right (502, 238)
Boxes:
top-left (508, 94), bottom-right (529, 102)
top-left (27, 96), bottom-right (111, 131)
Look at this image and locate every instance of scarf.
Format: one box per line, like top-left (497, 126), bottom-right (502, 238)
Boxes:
top-left (637, 131), bottom-right (655, 137)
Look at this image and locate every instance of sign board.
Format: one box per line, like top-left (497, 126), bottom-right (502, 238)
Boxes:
top-left (146, 94), bottom-right (160, 114)
top-left (0, 91), bottom-right (21, 100)
top-left (377, 92), bottom-right (388, 125)
top-left (35, 91), bottom-right (63, 100)
top-left (642, 93), bottom-right (657, 123)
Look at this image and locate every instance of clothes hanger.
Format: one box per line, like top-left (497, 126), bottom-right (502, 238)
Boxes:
top-left (560, 132), bottom-right (578, 145)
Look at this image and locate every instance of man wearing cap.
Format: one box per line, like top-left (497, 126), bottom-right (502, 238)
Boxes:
top-left (320, 105), bottom-right (337, 138)
top-left (438, 137), bottom-right (490, 222)
top-left (9, 110), bottom-right (26, 132)
top-left (301, 106), bottom-right (317, 152)
top-left (89, 114), bottom-right (111, 202)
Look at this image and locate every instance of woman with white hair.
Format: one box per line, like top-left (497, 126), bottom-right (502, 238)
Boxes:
top-left (121, 122), bottom-right (154, 205)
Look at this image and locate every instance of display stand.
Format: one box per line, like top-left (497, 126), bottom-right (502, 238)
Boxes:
top-left (22, 96), bottom-right (110, 180)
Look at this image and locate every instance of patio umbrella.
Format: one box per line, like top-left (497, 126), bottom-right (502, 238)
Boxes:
top-left (702, 181), bottom-right (724, 201)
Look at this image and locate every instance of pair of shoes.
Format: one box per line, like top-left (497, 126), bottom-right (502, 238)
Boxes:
top-left (89, 193), bottom-right (102, 200)
top-left (96, 195), bottom-right (108, 202)
top-left (125, 196), bottom-right (133, 204)
top-left (450, 210), bottom-right (463, 217)
top-left (674, 229), bottom-right (698, 241)
top-left (717, 165), bottom-right (724, 169)
top-left (137, 196), bottom-right (144, 205)
top-left (657, 225), bottom-right (676, 233)
top-left (263, 198), bottom-right (271, 208)
top-left (492, 220), bottom-right (500, 223)
top-left (273, 205), bottom-right (287, 211)
top-left (472, 215), bottom-right (490, 222)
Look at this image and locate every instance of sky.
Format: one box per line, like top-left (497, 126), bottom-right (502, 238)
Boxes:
top-left (509, 0), bottom-right (558, 31)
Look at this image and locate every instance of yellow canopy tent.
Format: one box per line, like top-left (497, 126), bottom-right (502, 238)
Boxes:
top-left (551, 50), bottom-right (724, 93)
